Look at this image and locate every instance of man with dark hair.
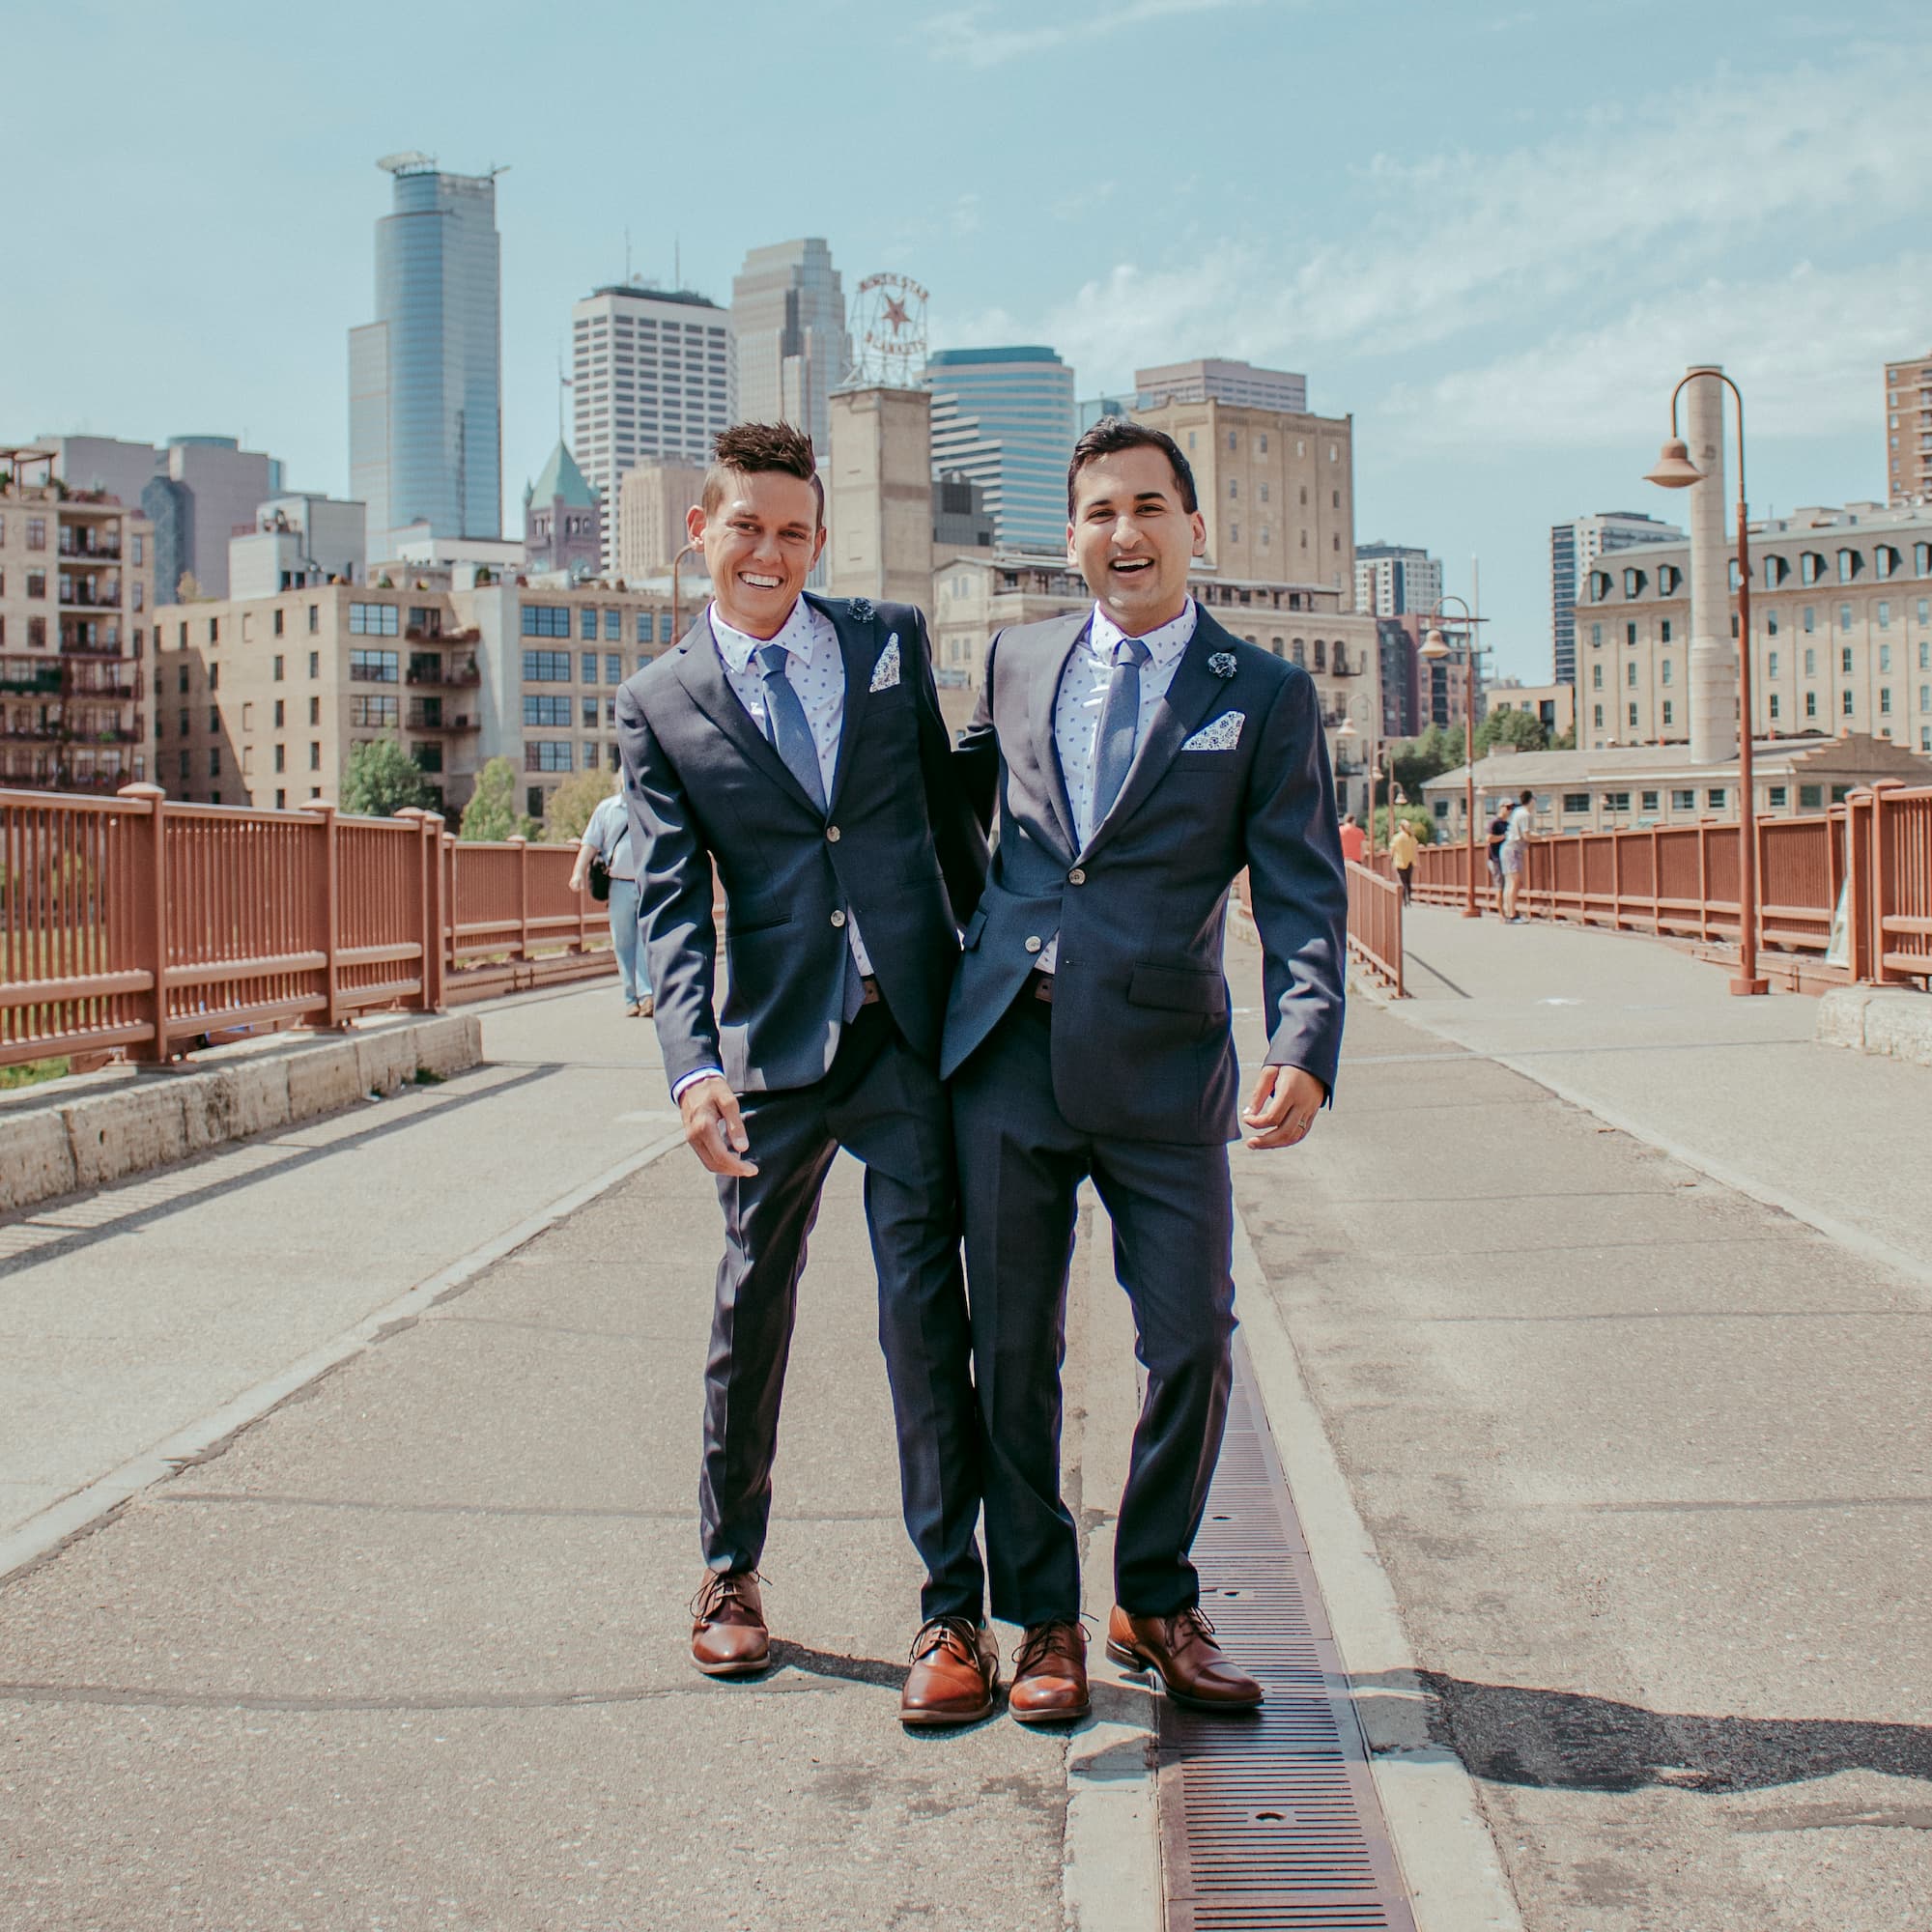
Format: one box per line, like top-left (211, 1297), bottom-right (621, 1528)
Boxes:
top-left (615, 423), bottom-right (996, 1727)
top-left (944, 415), bottom-right (1348, 1723)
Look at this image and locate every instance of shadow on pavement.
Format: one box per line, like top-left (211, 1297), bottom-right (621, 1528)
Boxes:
top-left (1367, 1671), bottom-right (1932, 1794)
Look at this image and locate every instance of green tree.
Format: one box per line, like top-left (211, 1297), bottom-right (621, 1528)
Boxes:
top-left (459, 755), bottom-right (538, 842)
top-left (1474, 706), bottom-right (1548, 755)
top-left (1373, 805), bottom-right (1435, 845)
top-left (543, 765), bottom-right (617, 843)
top-left (341, 738), bottom-right (434, 817)
top-left (1388, 723), bottom-right (1463, 806)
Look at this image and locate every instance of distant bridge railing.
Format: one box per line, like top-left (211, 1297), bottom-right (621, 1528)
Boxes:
top-left (1405, 781), bottom-right (1932, 990)
top-left (0, 783), bottom-right (615, 1069)
top-left (1345, 860), bottom-right (1405, 996)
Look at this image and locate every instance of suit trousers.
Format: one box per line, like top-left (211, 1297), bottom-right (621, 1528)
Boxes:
top-left (951, 992), bottom-right (1236, 1627)
top-left (701, 1000), bottom-right (984, 1621)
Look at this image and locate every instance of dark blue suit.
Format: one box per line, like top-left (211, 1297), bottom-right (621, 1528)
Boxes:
top-left (946, 606), bottom-right (1347, 1625)
top-left (615, 596), bottom-right (989, 1618)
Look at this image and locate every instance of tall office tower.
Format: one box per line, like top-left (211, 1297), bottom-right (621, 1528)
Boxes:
top-left (616, 459), bottom-right (708, 580)
top-left (923, 346), bottom-right (1076, 554)
top-left (1354, 541), bottom-right (1443, 620)
top-left (349, 154), bottom-right (503, 558)
top-left (572, 283), bottom-right (731, 574)
top-left (1549, 511), bottom-right (1685, 686)
top-left (1134, 358), bottom-right (1308, 413)
top-left (1885, 350), bottom-right (1932, 504)
top-left (730, 239), bottom-right (850, 456)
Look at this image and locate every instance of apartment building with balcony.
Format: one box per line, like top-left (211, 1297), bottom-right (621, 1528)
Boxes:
top-left (153, 574), bottom-right (683, 822)
top-left (0, 450), bottom-right (155, 795)
top-left (1570, 501), bottom-right (1932, 759)
top-left (1885, 350), bottom-right (1932, 506)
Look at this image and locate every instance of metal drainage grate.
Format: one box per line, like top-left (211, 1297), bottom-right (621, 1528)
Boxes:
top-left (1153, 1343), bottom-right (1415, 1932)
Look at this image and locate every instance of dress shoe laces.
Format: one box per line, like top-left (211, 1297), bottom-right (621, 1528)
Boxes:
top-left (909, 1614), bottom-right (984, 1666)
top-left (1165, 1606), bottom-right (1219, 1652)
top-left (691, 1570), bottom-right (763, 1622)
top-left (1013, 1618), bottom-right (1089, 1674)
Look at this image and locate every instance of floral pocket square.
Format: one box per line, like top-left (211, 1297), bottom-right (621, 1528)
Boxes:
top-left (1181, 711), bottom-right (1244, 753)
top-left (869, 635), bottom-right (901, 693)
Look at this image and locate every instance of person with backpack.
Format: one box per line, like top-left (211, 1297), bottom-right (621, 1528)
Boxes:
top-left (571, 777), bottom-right (652, 1016)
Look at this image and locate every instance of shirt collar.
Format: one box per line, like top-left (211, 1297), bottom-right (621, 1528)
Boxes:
top-left (709, 596), bottom-right (823, 675)
top-left (1087, 597), bottom-right (1197, 670)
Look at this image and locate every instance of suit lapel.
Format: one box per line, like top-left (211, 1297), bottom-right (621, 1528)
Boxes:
top-left (1024, 613), bottom-right (1089, 863)
top-left (812, 594), bottom-right (874, 814)
top-left (672, 607), bottom-right (820, 811)
top-left (1079, 607), bottom-right (1236, 865)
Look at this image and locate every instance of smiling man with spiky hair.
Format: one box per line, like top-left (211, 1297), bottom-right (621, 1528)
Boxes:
top-left (614, 422), bottom-right (999, 1728)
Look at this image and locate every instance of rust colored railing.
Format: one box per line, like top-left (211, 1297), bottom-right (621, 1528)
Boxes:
top-left (1345, 860), bottom-right (1404, 996)
top-left (1405, 781), bottom-right (1932, 990)
top-left (0, 785), bottom-right (614, 1068)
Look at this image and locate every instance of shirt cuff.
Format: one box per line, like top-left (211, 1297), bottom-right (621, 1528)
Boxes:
top-left (671, 1067), bottom-right (725, 1101)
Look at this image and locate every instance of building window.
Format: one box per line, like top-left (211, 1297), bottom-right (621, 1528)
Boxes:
top-left (308, 604), bottom-right (319, 634)
top-left (1799, 783), bottom-right (1823, 809)
top-left (1766, 651), bottom-right (1777, 679)
top-left (1672, 788), bottom-right (1695, 811)
top-left (26, 518), bottom-right (46, 550)
top-left (522, 605), bottom-right (570, 638)
top-left (1881, 687), bottom-right (1892, 715)
top-left (1842, 644), bottom-right (1855, 674)
top-left (636, 612), bottom-right (651, 644)
top-left (1805, 691), bottom-right (1818, 719)
top-left (308, 650), bottom-right (320, 678)
top-left (1660, 620), bottom-right (1672, 643)
top-left (349, 602), bottom-right (399, 636)
top-left (1562, 792), bottom-right (1590, 813)
top-left (1837, 549), bottom-right (1861, 583)
top-left (1593, 703), bottom-right (1604, 727)
top-left (1768, 694), bottom-right (1779, 721)
top-left (273, 609), bottom-right (284, 638)
top-left (605, 653), bottom-right (622, 684)
top-left (1625, 622), bottom-right (1636, 646)
top-left (273, 699), bottom-right (284, 727)
top-left (1627, 662), bottom-right (1637, 687)
top-left (1800, 553), bottom-right (1824, 585)
top-left (1628, 701), bottom-right (1638, 727)
top-left (1706, 788), bottom-right (1726, 810)
top-left (1641, 790), bottom-right (1661, 812)
top-left (525, 695), bottom-right (570, 726)
top-left (523, 650), bottom-right (571, 681)
top-left (1842, 690), bottom-right (1855, 716)
top-left (1766, 610), bottom-right (1778, 637)
top-left (1590, 623), bottom-right (1602, 648)
top-left (310, 742), bottom-right (321, 770)
top-left (309, 696), bottom-right (321, 725)
top-left (209, 748), bottom-right (221, 777)
top-left (1592, 665), bottom-right (1603, 690)
top-left (1662, 699), bottom-right (1675, 726)
top-left (579, 651), bottom-right (597, 683)
top-left (582, 696), bottom-right (599, 727)
top-left (350, 649), bottom-right (399, 682)
top-left (526, 741), bottom-right (574, 772)
top-left (1623, 568), bottom-right (1644, 598)
top-left (350, 695), bottom-right (398, 727)
top-left (581, 608), bottom-right (599, 639)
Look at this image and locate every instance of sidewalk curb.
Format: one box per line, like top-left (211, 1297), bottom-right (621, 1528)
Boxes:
top-left (0, 1014), bottom-right (483, 1217)
top-left (0, 1124), bottom-right (688, 1592)
top-left (1231, 1168), bottom-right (1527, 1932)
top-left (1816, 984), bottom-right (1932, 1068)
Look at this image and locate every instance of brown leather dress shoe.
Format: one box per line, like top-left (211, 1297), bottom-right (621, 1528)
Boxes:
top-left (1009, 1619), bottom-right (1091, 1724)
top-left (900, 1615), bottom-right (999, 1727)
top-left (1105, 1605), bottom-right (1263, 1709)
top-left (690, 1571), bottom-right (771, 1677)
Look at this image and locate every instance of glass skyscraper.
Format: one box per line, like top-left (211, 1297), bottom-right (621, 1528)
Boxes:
top-left (730, 239), bottom-right (849, 459)
top-left (350, 156), bottom-right (502, 555)
top-left (924, 347), bottom-right (1076, 554)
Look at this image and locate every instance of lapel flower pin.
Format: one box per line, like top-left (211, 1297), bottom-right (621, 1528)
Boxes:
top-left (848, 596), bottom-right (875, 624)
top-left (1208, 651), bottom-right (1237, 680)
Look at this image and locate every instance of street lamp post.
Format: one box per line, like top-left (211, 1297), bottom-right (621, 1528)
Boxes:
top-left (1335, 698), bottom-right (1378, 858)
top-left (1419, 597), bottom-right (1485, 918)
top-left (1645, 373), bottom-right (1769, 997)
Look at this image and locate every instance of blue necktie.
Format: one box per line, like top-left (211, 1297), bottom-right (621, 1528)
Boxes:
top-left (756, 643), bottom-right (826, 812)
top-left (1091, 636), bottom-right (1151, 832)
top-left (757, 642), bottom-right (865, 1024)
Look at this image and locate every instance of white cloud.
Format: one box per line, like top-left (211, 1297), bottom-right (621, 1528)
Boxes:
top-left (937, 39), bottom-right (1932, 396)
top-left (1380, 255), bottom-right (1932, 451)
top-left (921, 0), bottom-right (1262, 69)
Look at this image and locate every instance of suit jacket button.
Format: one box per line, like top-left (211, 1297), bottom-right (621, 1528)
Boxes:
top-left (826, 825), bottom-right (840, 842)
top-left (1067, 867), bottom-right (1086, 885)
top-left (1024, 934), bottom-right (1042, 954)
top-left (831, 909), bottom-right (847, 928)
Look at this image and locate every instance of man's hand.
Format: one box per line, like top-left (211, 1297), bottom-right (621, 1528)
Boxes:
top-left (679, 1075), bottom-right (757, 1178)
top-left (1241, 1065), bottom-right (1326, 1151)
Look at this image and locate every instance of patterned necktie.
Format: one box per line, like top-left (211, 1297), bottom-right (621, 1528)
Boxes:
top-left (1091, 635), bottom-right (1151, 831)
top-left (756, 641), bottom-right (864, 1023)
top-left (756, 642), bottom-right (826, 813)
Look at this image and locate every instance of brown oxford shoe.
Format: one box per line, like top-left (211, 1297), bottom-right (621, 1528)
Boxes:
top-left (1105, 1605), bottom-right (1263, 1710)
top-left (1009, 1619), bottom-right (1091, 1725)
top-left (900, 1615), bottom-right (999, 1727)
top-left (690, 1571), bottom-right (771, 1677)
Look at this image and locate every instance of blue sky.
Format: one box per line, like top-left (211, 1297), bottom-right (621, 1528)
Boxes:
top-left (7, 0), bottom-right (1928, 681)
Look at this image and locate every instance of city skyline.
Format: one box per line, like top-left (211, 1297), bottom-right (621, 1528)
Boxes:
top-left (4, 1), bottom-right (1928, 680)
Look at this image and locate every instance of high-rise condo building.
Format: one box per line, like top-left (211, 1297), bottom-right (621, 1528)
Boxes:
top-left (923, 346), bottom-right (1076, 554)
top-left (1886, 350), bottom-right (1932, 505)
top-left (1549, 511), bottom-right (1685, 687)
top-left (571, 283), bottom-right (731, 573)
top-left (1135, 358), bottom-right (1308, 414)
top-left (1354, 541), bottom-right (1443, 619)
top-left (730, 240), bottom-right (850, 457)
top-left (349, 155), bottom-right (503, 558)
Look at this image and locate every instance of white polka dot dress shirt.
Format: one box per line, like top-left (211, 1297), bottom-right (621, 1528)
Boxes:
top-left (707, 596), bottom-right (872, 978)
top-left (1038, 598), bottom-right (1198, 972)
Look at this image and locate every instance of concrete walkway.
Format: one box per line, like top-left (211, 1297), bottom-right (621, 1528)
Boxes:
top-left (0, 983), bottom-right (1155, 1932)
top-left (1224, 912), bottom-right (1932, 1931)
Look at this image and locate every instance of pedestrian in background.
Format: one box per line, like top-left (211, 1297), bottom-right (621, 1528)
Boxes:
top-left (570, 776), bottom-right (653, 1016)
top-left (1388, 817), bottom-right (1417, 904)
top-left (1338, 812), bottom-right (1366, 867)
top-left (1486, 804), bottom-right (1511, 911)
top-left (1500, 788), bottom-right (1534, 923)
